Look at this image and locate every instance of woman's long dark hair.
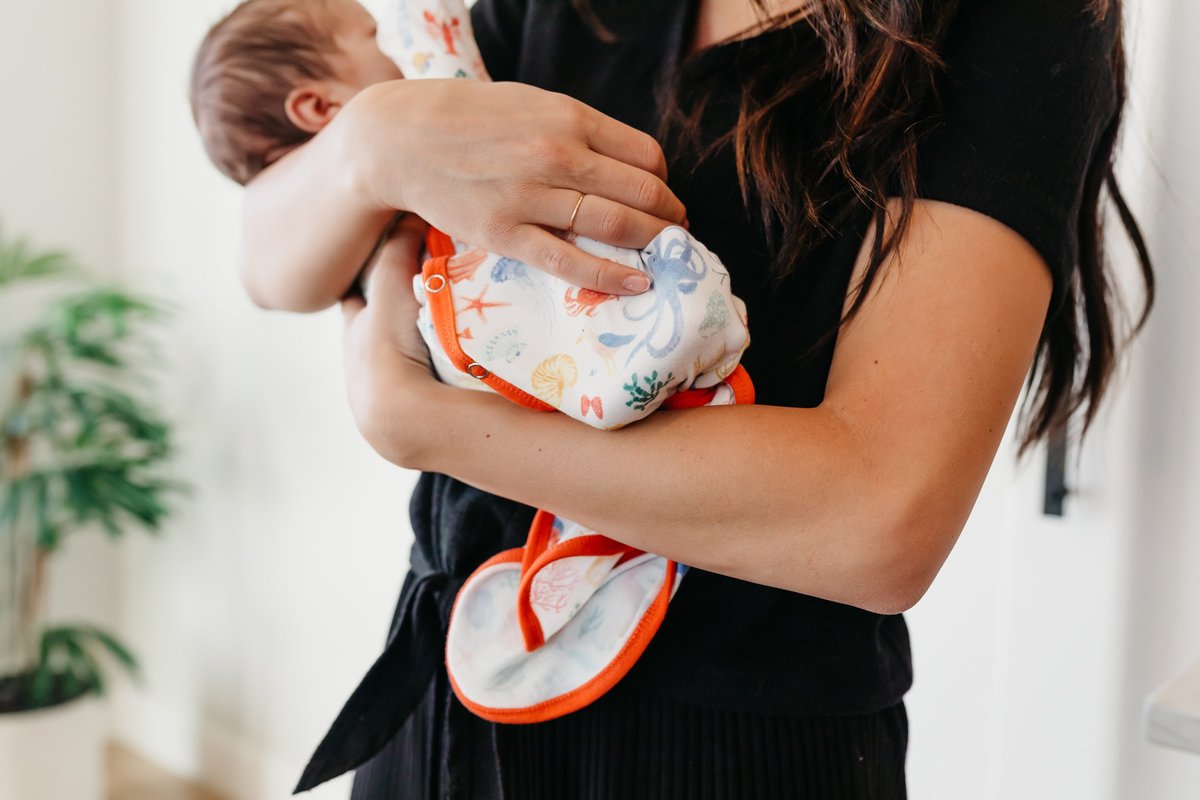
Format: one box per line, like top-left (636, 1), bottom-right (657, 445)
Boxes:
top-left (593, 0), bottom-right (1154, 456)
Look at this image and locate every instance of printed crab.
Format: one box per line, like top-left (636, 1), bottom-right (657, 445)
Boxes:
top-left (563, 286), bottom-right (617, 317)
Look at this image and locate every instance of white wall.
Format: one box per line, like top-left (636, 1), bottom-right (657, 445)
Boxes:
top-left (905, 2), bottom-right (1200, 798)
top-left (1112, 0), bottom-right (1200, 795)
top-left (0, 0), bottom-right (121, 687)
top-left (109, 1), bottom-right (413, 798)
top-left (4, 1), bottom-right (1198, 798)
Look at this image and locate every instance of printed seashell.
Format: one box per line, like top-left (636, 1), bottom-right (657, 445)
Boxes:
top-left (411, 52), bottom-right (434, 74)
top-left (485, 330), bottom-right (526, 363)
top-left (447, 248), bottom-right (488, 283)
top-left (531, 355), bottom-right (579, 407)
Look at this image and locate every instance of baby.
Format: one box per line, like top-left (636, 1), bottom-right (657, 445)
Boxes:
top-left (191, 0), bottom-right (404, 186)
top-left (190, 0), bottom-right (752, 722)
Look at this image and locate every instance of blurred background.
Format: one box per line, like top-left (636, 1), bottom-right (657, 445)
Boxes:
top-left (0, 0), bottom-right (1197, 798)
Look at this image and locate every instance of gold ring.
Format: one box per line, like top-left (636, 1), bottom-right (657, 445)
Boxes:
top-left (567, 192), bottom-right (586, 235)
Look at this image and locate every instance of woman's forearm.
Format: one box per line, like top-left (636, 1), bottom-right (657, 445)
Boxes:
top-left (341, 202), bottom-right (1044, 619)
top-left (404, 386), bottom-right (961, 615)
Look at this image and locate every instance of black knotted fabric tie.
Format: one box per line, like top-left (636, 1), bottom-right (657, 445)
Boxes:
top-left (294, 571), bottom-right (462, 794)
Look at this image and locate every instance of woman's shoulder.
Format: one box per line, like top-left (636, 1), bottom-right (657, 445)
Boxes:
top-left (917, 0), bottom-right (1122, 316)
top-left (939, 0), bottom-right (1120, 101)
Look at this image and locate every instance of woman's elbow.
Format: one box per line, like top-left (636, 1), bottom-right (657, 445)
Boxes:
top-left (843, 506), bottom-right (963, 616)
top-left (855, 563), bottom-right (938, 616)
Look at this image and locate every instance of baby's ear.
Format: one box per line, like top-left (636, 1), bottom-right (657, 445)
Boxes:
top-left (285, 83), bottom-right (339, 134)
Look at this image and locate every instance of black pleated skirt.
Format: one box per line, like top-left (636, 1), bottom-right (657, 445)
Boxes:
top-left (350, 666), bottom-right (908, 800)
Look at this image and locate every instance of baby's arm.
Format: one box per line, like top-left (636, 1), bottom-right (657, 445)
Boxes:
top-left (242, 0), bottom-right (486, 313)
top-left (240, 136), bottom-right (395, 313)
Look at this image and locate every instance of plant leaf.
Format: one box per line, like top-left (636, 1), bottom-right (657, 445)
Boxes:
top-left (0, 230), bottom-right (77, 286)
top-left (78, 625), bottom-right (140, 678)
top-left (59, 635), bottom-right (102, 697)
top-left (29, 631), bottom-right (56, 707)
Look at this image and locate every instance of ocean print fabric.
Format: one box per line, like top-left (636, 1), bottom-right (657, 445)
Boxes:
top-left (385, 0), bottom-right (751, 427)
top-left (447, 548), bottom-right (680, 718)
top-left (413, 228), bottom-right (750, 430)
top-left (378, 0), bottom-right (492, 81)
top-left (383, 0), bottom-right (752, 720)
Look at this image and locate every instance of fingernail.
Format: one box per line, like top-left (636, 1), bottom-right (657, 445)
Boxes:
top-left (623, 274), bottom-right (651, 293)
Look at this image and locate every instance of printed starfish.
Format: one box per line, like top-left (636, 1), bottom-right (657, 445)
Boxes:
top-left (457, 285), bottom-right (511, 323)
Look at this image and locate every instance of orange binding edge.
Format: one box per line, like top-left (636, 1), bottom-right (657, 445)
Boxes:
top-left (446, 548), bottom-right (678, 725)
top-left (432, 227), bottom-right (757, 723)
top-left (423, 227), bottom-right (756, 414)
top-left (421, 228), bottom-right (556, 412)
top-left (515, 532), bottom-right (633, 651)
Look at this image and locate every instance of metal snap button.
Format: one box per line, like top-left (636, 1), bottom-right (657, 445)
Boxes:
top-left (424, 274), bottom-right (447, 294)
top-left (466, 362), bottom-right (490, 379)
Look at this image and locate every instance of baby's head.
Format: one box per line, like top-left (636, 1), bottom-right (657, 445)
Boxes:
top-left (190, 0), bottom-right (402, 185)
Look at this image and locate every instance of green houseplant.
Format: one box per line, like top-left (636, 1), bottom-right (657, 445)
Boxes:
top-left (0, 225), bottom-right (182, 719)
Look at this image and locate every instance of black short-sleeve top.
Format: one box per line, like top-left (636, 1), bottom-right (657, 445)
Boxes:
top-left (299, 1), bottom-right (1121, 786)
top-left (453, 0), bottom-right (1119, 714)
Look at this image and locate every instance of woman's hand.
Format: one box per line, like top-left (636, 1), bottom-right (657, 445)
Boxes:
top-left (341, 214), bottom-right (444, 466)
top-left (242, 79), bottom-right (683, 310)
top-left (342, 79), bottom-right (686, 295)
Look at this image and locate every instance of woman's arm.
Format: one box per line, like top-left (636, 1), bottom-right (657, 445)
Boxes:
top-left (240, 80), bottom-right (690, 311)
top-left (343, 199), bottom-right (1052, 614)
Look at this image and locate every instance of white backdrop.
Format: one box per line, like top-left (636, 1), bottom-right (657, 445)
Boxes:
top-left (108, 1), bottom-right (412, 796)
top-left (0, 1), bottom-right (1197, 798)
top-left (0, 0), bottom-right (122, 730)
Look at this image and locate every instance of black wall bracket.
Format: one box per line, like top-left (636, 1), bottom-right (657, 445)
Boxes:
top-left (1043, 429), bottom-right (1069, 517)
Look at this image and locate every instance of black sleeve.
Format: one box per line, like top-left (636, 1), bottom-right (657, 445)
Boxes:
top-left (471, 0), bottom-right (530, 81)
top-left (916, 0), bottom-right (1120, 317)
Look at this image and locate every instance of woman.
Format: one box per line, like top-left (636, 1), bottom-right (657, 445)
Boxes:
top-left (245, 1), bottom-right (1153, 797)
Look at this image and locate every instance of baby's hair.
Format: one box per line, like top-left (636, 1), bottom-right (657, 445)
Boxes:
top-left (190, 0), bottom-right (339, 185)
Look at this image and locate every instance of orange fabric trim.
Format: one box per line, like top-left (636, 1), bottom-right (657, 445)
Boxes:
top-left (421, 235), bottom-right (756, 415)
top-left (516, 534), bottom-right (634, 652)
top-left (520, 510), bottom-right (559, 578)
top-left (663, 385), bottom-right (719, 410)
top-left (724, 365), bottom-right (756, 405)
top-left (465, 547), bottom-right (526, 571)
top-left (446, 557), bottom-right (678, 725)
top-left (430, 233), bottom-right (754, 723)
top-left (425, 227), bottom-right (456, 259)
top-left (421, 255), bottom-right (557, 412)
top-left (614, 550), bottom-right (644, 568)
top-left (662, 365), bottom-right (755, 411)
